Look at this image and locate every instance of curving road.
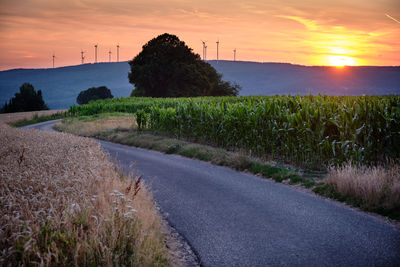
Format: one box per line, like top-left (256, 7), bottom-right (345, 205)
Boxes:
top-left (24, 120), bottom-right (400, 266)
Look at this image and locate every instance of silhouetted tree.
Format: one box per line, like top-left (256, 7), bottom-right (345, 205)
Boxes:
top-left (77, 86), bottom-right (114, 105)
top-left (1, 83), bottom-right (49, 113)
top-left (128, 33), bottom-right (240, 97)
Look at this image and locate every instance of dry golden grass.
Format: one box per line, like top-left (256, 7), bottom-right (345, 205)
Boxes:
top-left (327, 163), bottom-right (400, 211)
top-left (55, 116), bottom-right (134, 137)
top-left (0, 109), bottom-right (66, 124)
top-left (0, 123), bottom-right (170, 265)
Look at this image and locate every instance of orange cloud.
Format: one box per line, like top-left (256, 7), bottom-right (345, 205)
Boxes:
top-left (276, 15), bottom-right (319, 31)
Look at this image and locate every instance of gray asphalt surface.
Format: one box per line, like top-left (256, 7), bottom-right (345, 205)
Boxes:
top-left (24, 120), bottom-right (400, 266)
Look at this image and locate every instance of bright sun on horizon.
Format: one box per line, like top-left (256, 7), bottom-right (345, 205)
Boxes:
top-left (328, 55), bottom-right (357, 67)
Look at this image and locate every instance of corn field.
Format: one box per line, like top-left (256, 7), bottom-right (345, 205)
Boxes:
top-left (70, 95), bottom-right (400, 167)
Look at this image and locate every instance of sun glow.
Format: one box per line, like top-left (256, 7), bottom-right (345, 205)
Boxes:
top-left (328, 55), bottom-right (356, 67)
top-left (324, 45), bottom-right (358, 66)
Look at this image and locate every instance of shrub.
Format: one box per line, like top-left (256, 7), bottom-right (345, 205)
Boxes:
top-left (77, 86), bottom-right (113, 105)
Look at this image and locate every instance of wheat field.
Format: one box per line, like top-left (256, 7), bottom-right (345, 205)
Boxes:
top-left (0, 110), bottom-right (66, 124)
top-left (0, 119), bottom-right (170, 265)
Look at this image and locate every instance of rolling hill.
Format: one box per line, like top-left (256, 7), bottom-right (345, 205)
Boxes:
top-left (0, 61), bottom-right (399, 109)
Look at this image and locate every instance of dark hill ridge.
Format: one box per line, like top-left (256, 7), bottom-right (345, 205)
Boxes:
top-left (1, 61), bottom-right (399, 109)
top-left (210, 61), bottom-right (400, 96)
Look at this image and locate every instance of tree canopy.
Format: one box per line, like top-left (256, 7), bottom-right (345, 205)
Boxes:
top-left (128, 33), bottom-right (240, 97)
top-left (77, 86), bottom-right (113, 105)
top-left (1, 83), bottom-right (49, 113)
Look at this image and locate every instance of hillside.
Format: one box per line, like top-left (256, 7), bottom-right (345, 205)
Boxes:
top-left (0, 63), bottom-right (131, 109)
top-left (1, 61), bottom-right (399, 109)
top-left (211, 61), bottom-right (400, 96)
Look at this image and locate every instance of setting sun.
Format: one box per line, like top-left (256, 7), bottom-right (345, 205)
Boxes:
top-left (328, 55), bottom-right (356, 66)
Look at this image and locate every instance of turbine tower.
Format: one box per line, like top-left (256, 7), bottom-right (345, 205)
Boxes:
top-left (233, 48), bottom-right (236, 61)
top-left (204, 44), bottom-right (207, 61)
top-left (52, 53), bottom-right (55, 68)
top-left (81, 50), bottom-right (85, 64)
top-left (117, 44), bottom-right (120, 62)
top-left (94, 44), bottom-right (98, 63)
top-left (201, 40), bottom-right (207, 60)
top-left (216, 39), bottom-right (219, 62)
top-left (109, 49), bottom-right (112, 62)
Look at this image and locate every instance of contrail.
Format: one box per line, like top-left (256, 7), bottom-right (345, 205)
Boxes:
top-left (385, 14), bottom-right (400, 24)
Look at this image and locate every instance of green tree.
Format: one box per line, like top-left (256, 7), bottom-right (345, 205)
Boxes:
top-left (1, 83), bottom-right (49, 113)
top-left (128, 33), bottom-right (240, 97)
top-left (77, 86), bottom-right (114, 105)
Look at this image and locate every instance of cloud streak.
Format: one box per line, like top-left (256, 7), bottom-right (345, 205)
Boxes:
top-left (385, 14), bottom-right (400, 24)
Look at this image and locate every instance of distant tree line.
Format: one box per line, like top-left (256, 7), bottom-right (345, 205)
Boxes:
top-left (1, 83), bottom-right (49, 113)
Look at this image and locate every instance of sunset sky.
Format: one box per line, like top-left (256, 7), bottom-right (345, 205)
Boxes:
top-left (0, 0), bottom-right (399, 70)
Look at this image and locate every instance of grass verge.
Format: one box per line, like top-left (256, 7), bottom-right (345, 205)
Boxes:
top-left (313, 163), bottom-right (400, 220)
top-left (0, 122), bottom-right (170, 265)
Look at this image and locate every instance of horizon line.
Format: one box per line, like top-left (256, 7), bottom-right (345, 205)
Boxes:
top-left (1, 60), bottom-right (399, 72)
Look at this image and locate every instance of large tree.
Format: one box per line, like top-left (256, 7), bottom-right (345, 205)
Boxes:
top-left (1, 83), bottom-right (49, 113)
top-left (77, 86), bottom-right (113, 105)
top-left (128, 33), bottom-right (240, 97)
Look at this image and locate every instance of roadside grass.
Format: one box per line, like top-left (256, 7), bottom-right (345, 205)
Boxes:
top-left (56, 113), bottom-right (134, 136)
top-left (55, 115), bottom-right (320, 188)
top-left (0, 121), bottom-right (170, 265)
top-left (313, 163), bottom-right (400, 220)
top-left (0, 110), bottom-right (67, 126)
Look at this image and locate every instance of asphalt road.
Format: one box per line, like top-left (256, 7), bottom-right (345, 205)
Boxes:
top-left (24, 120), bottom-right (400, 266)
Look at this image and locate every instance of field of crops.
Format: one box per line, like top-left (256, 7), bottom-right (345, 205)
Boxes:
top-left (70, 95), bottom-right (400, 167)
top-left (0, 121), bottom-right (169, 265)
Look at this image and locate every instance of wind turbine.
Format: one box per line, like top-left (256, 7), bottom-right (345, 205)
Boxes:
top-left (201, 40), bottom-right (207, 60)
top-left (81, 50), bottom-right (85, 64)
top-left (117, 44), bottom-right (120, 62)
top-left (109, 49), bottom-right (112, 62)
top-left (216, 39), bottom-right (219, 62)
top-left (94, 44), bottom-right (98, 63)
top-left (233, 48), bottom-right (236, 61)
top-left (52, 53), bottom-right (55, 68)
top-left (204, 44), bottom-right (208, 61)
